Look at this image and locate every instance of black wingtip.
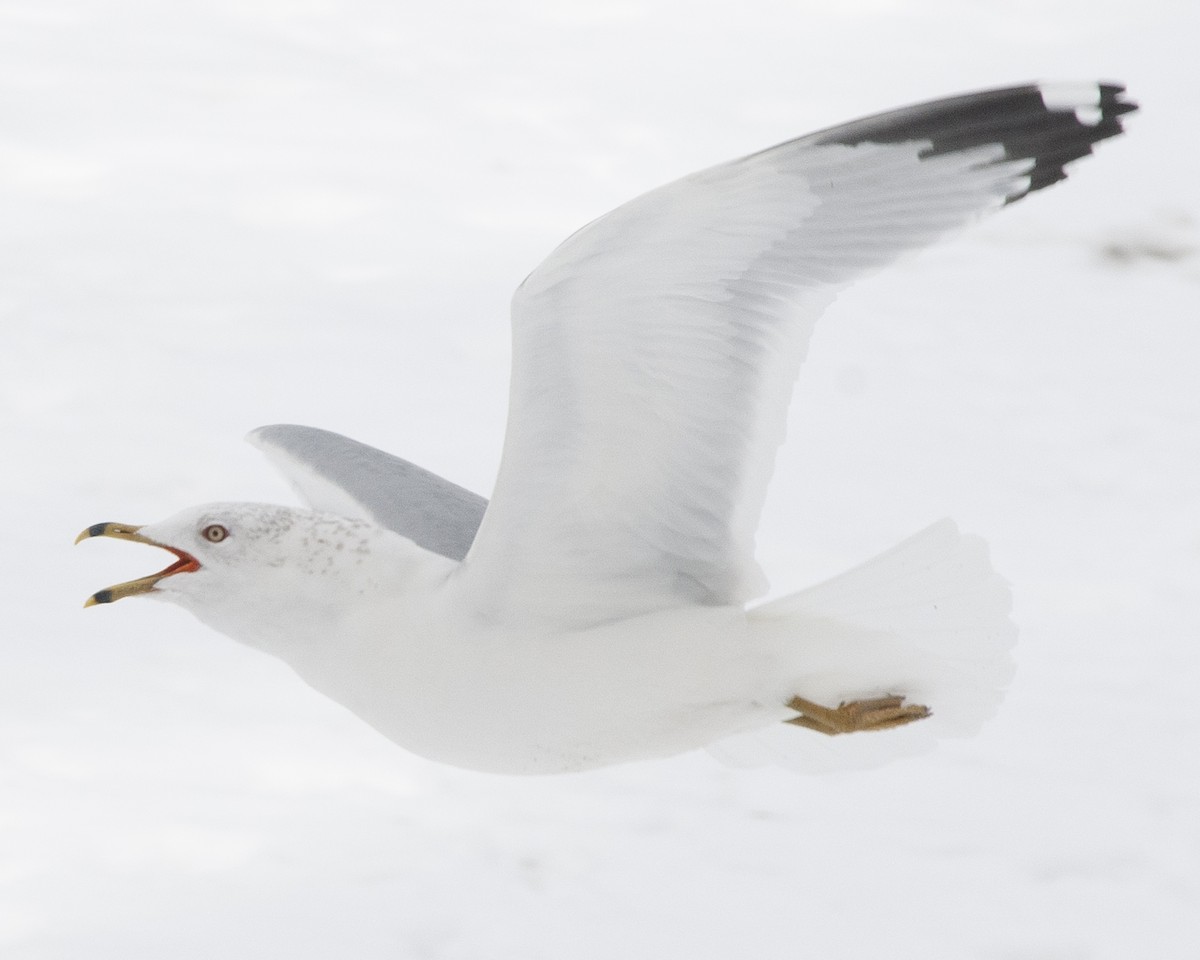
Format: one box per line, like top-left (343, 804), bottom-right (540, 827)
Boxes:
top-left (810, 81), bottom-right (1137, 205)
top-left (1099, 82), bottom-right (1139, 118)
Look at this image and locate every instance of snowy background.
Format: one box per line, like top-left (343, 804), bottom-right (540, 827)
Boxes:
top-left (3, 1), bottom-right (1198, 957)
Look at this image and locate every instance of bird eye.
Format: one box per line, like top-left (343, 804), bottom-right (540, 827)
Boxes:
top-left (202, 524), bottom-right (229, 543)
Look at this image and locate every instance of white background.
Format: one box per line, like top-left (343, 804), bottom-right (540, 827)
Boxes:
top-left (3, 1), bottom-right (1198, 957)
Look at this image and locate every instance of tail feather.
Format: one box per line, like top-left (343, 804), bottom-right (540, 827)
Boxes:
top-left (710, 519), bottom-right (1016, 772)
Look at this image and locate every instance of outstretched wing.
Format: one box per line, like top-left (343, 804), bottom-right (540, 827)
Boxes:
top-left (248, 424), bottom-right (487, 561)
top-left (454, 82), bottom-right (1135, 627)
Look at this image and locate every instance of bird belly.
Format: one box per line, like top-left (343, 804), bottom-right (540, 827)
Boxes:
top-left (293, 602), bottom-right (780, 774)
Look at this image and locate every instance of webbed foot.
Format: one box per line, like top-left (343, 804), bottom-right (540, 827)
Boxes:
top-left (784, 694), bottom-right (931, 736)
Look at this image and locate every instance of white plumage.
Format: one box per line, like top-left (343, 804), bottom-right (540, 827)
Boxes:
top-left (79, 82), bottom-right (1135, 774)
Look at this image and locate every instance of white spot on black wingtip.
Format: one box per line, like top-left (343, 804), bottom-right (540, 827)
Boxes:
top-left (1038, 81), bottom-right (1103, 125)
top-left (808, 82), bottom-right (1137, 205)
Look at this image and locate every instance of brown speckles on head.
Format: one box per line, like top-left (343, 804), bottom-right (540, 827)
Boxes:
top-left (270, 512), bottom-right (390, 581)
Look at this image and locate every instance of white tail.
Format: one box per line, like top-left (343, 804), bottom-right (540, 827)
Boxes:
top-left (710, 519), bottom-right (1016, 772)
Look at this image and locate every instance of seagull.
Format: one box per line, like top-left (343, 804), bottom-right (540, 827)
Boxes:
top-left (78, 83), bottom-right (1135, 774)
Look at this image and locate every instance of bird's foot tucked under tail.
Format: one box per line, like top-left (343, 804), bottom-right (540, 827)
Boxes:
top-left (784, 694), bottom-right (931, 736)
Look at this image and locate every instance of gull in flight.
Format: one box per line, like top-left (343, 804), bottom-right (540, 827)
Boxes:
top-left (79, 83), bottom-right (1135, 774)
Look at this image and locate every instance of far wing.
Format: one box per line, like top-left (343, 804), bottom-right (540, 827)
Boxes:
top-left (248, 424), bottom-right (486, 561)
top-left (455, 83), bottom-right (1135, 627)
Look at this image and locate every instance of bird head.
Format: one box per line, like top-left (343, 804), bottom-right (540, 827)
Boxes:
top-left (76, 503), bottom-right (412, 654)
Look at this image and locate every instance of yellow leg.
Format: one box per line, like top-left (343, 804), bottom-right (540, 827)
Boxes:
top-left (784, 694), bottom-right (931, 736)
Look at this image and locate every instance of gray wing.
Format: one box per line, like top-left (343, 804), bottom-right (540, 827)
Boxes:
top-left (247, 424), bottom-right (486, 561)
top-left (456, 83), bottom-right (1136, 628)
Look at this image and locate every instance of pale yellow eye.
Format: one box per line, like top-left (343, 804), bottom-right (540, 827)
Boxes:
top-left (202, 524), bottom-right (229, 543)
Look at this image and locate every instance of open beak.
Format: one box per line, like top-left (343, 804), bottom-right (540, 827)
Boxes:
top-left (75, 522), bottom-right (200, 607)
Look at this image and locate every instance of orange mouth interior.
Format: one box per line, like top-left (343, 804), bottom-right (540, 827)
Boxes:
top-left (157, 547), bottom-right (201, 579)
